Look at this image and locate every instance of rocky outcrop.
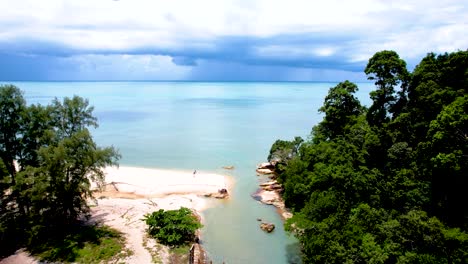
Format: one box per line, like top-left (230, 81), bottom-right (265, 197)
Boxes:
top-left (258, 162), bottom-right (275, 170)
top-left (222, 165), bottom-right (235, 170)
top-left (211, 188), bottom-right (229, 199)
top-left (256, 168), bottom-right (275, 175)
top-left (256, 162), bottom-right (276, 175)
top-left (253, 164), bottom-right (293, 220)
top-left (253, 188), bottom-right (292, 220)
top-left (260, 222), bottom-right (275, 233)
top-left (259, 180), bottom-right (283, 191)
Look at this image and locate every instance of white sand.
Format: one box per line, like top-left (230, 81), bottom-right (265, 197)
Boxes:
top-left (1, 166), bottom-right (232, 264)
top-left (96, 166), bottom-right (228, 198)
top-left (90, 166), bottom-right (232, 263)
top-left (90, 195), bottom-right (208, 263)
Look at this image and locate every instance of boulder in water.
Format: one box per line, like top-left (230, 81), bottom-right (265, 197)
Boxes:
top-left (212, 188), bottom-right (229, 199)
top-left (260, 222), bottom-right (275, 233)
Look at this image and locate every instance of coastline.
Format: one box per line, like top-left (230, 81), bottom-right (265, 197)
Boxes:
top-left (1, 166), bottom-right (232, 264)
top-left (91, 165), bottom-right (233, 263)
top-left (95, 166), bottom-right (231, 198)
top-left (253, 163), bottom-right (293, 220)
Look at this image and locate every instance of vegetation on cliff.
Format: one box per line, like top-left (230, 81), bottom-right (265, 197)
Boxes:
top-left (269, 50), bottom-right (468, 263)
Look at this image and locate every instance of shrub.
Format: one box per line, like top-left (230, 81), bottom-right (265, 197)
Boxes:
top-left (144, 207), bottom-right (202, 246)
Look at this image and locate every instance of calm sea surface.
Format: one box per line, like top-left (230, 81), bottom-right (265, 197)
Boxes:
top-left (7, 81), bottom-right (374, 263)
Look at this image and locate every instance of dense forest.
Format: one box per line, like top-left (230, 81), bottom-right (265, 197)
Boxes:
top-left (269, 50), bottom-right (468, 263)
top-left (0, 87), bottom-right (120, 256)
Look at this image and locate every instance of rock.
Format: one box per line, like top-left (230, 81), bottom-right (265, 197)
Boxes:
top-left (259, 180), bottom-right (283, 191)
top-left (257, 218), bottom-right (262, 221)
top-left (282, 211), bottom-right (293, 219)
top-left (270, 184), bottom-right (283, 190)
top-left (257, 162), bottom-right (275, 170)
top-left (212, 188), bottom-right (229, 199)
top-left (252, 189), bottom-right (280, 205)
top-left (259, 180), bottom-right (277, 187)
top-left (260, 222), bottom-right (275, 233)
top-left (212, 194), bottom-right (226, 199)
top-left (205, 189), bottom-right (229, 199)
top-left (256, 168), bottom-right (275, 175)
top-left (222, 165), bottom-right (235, 170)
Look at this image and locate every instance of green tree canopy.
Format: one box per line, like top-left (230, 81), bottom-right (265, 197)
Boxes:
top-left (318, 80), bottom-right (363, 140)
top-left (0, 85), bottom-right (26, 179)
top-left (0, 85), bottom-right (120, 255)
top-left (365, 50), bottom-right (410, 126)
top-left (271, 50), bottom-right (468, 263)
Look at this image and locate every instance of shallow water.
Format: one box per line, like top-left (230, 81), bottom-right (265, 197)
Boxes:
top-left (9, 81), bottom-right (374, 263)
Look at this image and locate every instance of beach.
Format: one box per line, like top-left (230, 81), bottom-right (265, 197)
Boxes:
top-left (96, 166), bottom-right (229, 198)
top-left (0, 166), bottom-right (231, 264)
top-left (91, 166), bottom-right (231, 263)
top-left (11, 81), bottom-right (318, 263)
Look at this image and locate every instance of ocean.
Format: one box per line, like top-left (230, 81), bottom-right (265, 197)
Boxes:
top-left (9, 81), bottom-right (374, 263)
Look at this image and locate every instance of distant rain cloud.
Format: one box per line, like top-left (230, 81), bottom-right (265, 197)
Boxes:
top-left (0, 0), bottom-right (466, 80)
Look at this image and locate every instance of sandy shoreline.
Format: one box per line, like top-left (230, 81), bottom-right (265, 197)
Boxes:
top-left (91, 166), bottom-right (232, 263)
top-left (95, 166), bottom-right (230, 198)
top-left (1, 166), bottom-right (232, 264)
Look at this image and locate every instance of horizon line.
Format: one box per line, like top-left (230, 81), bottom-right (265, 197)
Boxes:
top-left (1, 80), bottom-right (373, 83)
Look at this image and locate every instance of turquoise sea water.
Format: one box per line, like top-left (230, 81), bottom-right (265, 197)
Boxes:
top-left (8, 81), bottom-right (374, 263)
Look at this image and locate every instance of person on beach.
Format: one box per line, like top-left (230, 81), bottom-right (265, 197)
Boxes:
top-left (193, 170), bottom-right (197, 177)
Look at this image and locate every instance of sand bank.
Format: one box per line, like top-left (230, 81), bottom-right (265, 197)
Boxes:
top-left (90, 166), bottom-right (232, 263)
top-left (95, 166), bottom-right (229, 198)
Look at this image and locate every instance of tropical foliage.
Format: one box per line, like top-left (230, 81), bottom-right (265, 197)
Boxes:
top-left (269, 50), bottom-right (468, 263)
top-left (0, 85), bottom-right (120, 257)
top-left (144, 207), bottom-right (202, 247)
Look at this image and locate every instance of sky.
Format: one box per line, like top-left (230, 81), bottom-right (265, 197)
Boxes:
top-left (0, 0), bottom-right (466, 81)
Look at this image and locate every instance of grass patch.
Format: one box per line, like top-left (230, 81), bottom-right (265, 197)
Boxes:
top-left (29, 224), bottom-right (131, 263)
top-left (169, 244), bottom-right (190, 263)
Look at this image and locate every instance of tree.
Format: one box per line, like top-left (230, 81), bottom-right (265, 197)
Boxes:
top-left (51, 96), bottom-right (98, 139)
top-left (23, 95), bottom-right (119, 226)
top-left (29, 129), bottom-right (119, 225)
top-left (271, 50), bottom-right (468, 262)
top-left (318, 80), bottom-right (363, 140)
top-left (19, 104), bottom-right (54, 168)
top-left (365, 50), bottom-right (409, 126)
top-left (427, 95), bottom-right (468, 226)
top-left (0, 85), bottom-right (26, 181)
top-left (0, 85), bottom-right (120, 253)
top-left (268, 137), bottom-right (303, 173)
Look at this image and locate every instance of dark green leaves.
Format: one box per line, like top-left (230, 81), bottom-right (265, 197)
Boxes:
top-left (0, 85), bottom-right (120, 255)
top-left (144, 207), bottom-right (202, 247)
top-left (0, 85), bottom-right (26, 177)
top-left (318, 80), bottom-right (363, 140)
top-left (273, 50), bottom-right (468, 263)
top-left (365, 50), bottom-right (410, 126)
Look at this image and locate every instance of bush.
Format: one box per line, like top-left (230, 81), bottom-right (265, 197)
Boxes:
top-left (144, 207), bottom-right (202, 246)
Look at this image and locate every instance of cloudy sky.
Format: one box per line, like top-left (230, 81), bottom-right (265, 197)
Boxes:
top-left (0, 0), bottom-right (466, 81)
